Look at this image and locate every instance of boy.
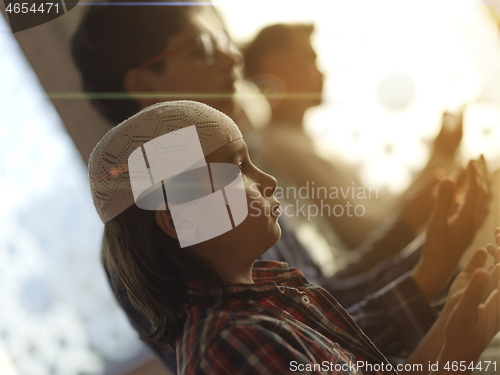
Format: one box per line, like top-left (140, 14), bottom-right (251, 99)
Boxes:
top-left (91, 100), bottom-right (500, 374)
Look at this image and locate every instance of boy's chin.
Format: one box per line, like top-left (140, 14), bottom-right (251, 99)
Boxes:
top-left (266, 222), bottom-right (282, 249)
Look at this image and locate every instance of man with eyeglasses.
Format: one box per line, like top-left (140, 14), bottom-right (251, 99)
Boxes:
top-left (71, 0), bottom-right (490, 373)
top-left (72, 1), bottom-right (248, 131)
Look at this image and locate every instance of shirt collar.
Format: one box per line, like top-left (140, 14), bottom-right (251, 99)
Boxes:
top-left (185, 260), bottom-right (308, 297)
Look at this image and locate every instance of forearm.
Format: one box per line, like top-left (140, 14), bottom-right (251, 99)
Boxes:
top-left (411, 256), bottom-right (456, 302)
top-left (428, 349), bottom-right (481, 375)
top-left (403, 305), bottom-right (449, 371)
top-left (401, 302), bottom-right (482, 375)
top-left (346, 272), bottom-right (436, 356)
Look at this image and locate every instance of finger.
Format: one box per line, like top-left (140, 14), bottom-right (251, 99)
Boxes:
top-left (486, 244), bottom-right (496, 258)
top-left (490, 264), bottom-right (500, 293)
top-left (455, 161), bottom-right (479, 224)
top-left (476, 157), bottom-right (492, 226)
top-left (474, 188), bottom-right (489, 229)
top-left (455, 109), bottom-right (464, 136)
top-left (441, 112), bottom-right (451, 130)
top-left (460, 270), bottom-right (490, 311)
top-left (430, 179), bottom-right (454, 226)
top-left (489, 247), bottom-right (500, 273)
top-left (479, 288), bottom-right (500, 334)
top-left (434, 167), bottom-right (447, 181)
top-left (417, 172), bottom-right (440, 200)
top-left (464, 248), bottom-right (488, 273)
top-left (450, 167), bottom-right (467, 216)
top-left (454, 271), bottom-right (491, 327)
top-left (479, 155), bottom-right (492, 191)
top-left (454, 167), bottom-right (467, 198)
top-left (475, 155), bottom-right (491, 204)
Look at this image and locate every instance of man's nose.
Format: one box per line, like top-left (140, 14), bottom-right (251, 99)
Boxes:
top-left (218, 49), bottom-right (242, 70)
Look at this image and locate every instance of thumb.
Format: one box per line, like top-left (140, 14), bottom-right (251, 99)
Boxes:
top-left (430, 179), bottom-right (454, 226)
top-left (457, 270), bottom-right (490, 318)
top-left (463, 248), bottom-right (488, 274)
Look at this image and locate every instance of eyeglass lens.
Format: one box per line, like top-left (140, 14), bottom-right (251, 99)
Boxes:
top-left (195, 31), bottom-right (231, 66)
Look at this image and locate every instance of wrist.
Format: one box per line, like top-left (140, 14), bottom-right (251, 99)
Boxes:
top-left (439, 342), bottom-right (481, 371)
top-left (431, 144), bottom-right (457, 161)
top-left (412, 258), bottom-right (454, 302)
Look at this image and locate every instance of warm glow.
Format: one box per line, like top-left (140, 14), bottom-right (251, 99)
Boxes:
top-left (216, 0), bottom-right (500, 193)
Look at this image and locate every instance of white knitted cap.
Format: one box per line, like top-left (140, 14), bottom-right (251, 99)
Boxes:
top-left (89, 101), bottom-right (242, 223)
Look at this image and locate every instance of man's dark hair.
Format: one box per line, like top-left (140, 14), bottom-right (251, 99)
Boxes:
top-left (242, 23), bottom-right (314, 79)
top-left (71, 0), bottom-right (196, 125)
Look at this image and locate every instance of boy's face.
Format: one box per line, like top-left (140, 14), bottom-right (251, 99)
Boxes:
top-left (199, 139), bottom-right (282, 264)
top-left (135, 17), bottom-right (239, 115)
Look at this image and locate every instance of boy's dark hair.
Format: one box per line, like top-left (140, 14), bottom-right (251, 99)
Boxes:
top-left (242, 23), bottom-right (314, 79)
top-left (102, 203), bottom-right (224, 348)
top-left (71, 0), bottom-right (196, 125)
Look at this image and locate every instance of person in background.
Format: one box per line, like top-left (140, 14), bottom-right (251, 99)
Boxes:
top-left (71, 1), bottom-right (491, 371)
top-left (243, 23), bottom-right (464, 250)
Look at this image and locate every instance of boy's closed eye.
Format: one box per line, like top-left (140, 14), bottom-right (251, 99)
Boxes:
top-left (238, 162), bottom-right (245, 174)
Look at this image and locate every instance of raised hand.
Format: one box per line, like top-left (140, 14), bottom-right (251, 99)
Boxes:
top-left (447, 244), bottom-right (500, 310)
top-left (442, 265), bottom-right (500, 364)
top-left (411, 157), bottom-right (491, 301)
top-left (403, 239), bottom-right (500, 375)
top-left (400, 171), bottom-right (440, 232)
top-left (433, 110), bottom-right (463, 157)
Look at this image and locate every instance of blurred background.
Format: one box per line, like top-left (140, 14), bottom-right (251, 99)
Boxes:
top-left (1, 0), bottom-right (500, 374)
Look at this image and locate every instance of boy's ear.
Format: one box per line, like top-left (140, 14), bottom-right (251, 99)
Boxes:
top-left (155, 209), bottom-right (179, 240)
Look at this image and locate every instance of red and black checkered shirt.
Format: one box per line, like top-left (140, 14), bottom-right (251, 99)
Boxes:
top-left (177, 261), bottom-right (397, 375)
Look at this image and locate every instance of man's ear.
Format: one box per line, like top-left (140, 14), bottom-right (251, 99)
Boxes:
top-left (259, 52), bottom-right (286, 77)
top-left (123, 68), bottom-right (147, 93)
top-left (123, 68), bottom-right (159, 109)
top-left (155, 209), bottom-right (179, 239)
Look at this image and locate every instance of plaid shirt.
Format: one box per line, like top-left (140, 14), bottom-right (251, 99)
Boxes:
top-left (177, 261), bottom-right (397, 375)
top-left (263, 219), bottom-right (435, 356)
top-left (107, 222), bottom-right (435, 372)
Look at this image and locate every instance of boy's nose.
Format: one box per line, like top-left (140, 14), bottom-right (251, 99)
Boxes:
top-left (261, 171), bottom-right (278, 198)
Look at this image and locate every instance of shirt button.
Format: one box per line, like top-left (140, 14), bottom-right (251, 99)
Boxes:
top-left (301, 295), bottom-right (310, 305)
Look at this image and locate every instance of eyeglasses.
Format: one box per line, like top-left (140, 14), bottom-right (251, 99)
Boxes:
top-left (137, 30), bottom-right (231, 69)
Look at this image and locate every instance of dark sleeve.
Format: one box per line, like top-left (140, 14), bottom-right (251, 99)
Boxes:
top-left (319, 246), bottom-right (421, 307)
top-left (334, 216), bottom-right (418, 279)
top-left (264, 217), bottom-right (423, 308)
top-left (346, 272), bottom-right (436, 357)
top-left (262, 218), bottom-right (436, 356)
